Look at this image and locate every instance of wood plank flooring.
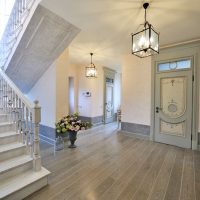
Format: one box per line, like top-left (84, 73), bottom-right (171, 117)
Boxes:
top-left (25, 123), bottom-right (200, 200)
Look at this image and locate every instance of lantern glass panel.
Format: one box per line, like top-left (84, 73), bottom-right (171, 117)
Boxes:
top-left (132, 25), bottom-right (159, 58)
top-left (132, 28), bottom-right (150, 53)
top-left (86, 66), bottom-right (97, 78)
top-left (150, 28), bottom-right (159, 53)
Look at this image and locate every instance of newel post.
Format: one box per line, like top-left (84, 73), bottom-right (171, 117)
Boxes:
top-left (33, 100), bottom-right (41, 171)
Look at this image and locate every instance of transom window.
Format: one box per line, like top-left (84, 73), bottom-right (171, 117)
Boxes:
top-left (157, 59), bottom-right (191, 72)
top-left (106, 78), bottom-right (114, 84)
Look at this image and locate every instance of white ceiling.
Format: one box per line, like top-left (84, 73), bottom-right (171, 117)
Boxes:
top-left (41, 0), bottom-right (200, 71)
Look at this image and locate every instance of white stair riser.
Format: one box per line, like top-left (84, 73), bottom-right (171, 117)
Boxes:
top-left (0, 115), bottom-right (9, 123)
top-left (0, 110), bottom-right (11, 115)
top-left (0, 108), bottom-right (4, 114)
top-left (0, 146), bottom-right (26, 162)
top-left (3, 176), bottom-right (48, 200)
top-left (0, 124), bottom-right (15, 133)
top-left (0, 161), bottom-right (33, 182)
top-left (0, 135), bottom-right (19, 145)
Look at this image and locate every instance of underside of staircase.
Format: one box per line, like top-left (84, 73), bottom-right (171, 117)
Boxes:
top-left (0, 111), bottom-right (50, 200)
top-left (5, 4), bottom-right (80, 93)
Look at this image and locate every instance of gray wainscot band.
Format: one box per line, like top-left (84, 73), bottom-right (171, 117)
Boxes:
top-left (39, 116), bottom-right (104, 144)
top-left (121, 122), bottom-right (150, 136)
top-left (39, 124), bottom-right (56, 145)
top-left (79, 115), bottom-right (103, 125)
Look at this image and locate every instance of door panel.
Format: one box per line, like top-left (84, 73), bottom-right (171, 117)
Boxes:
top-left (155, 62), bottom-right (193, 148)
top-left (160, 120), bottom-right (185, 137)
top-left (106, 85), bottom-right (113, 118)
top-left (160, 77), bottom-right (186, 118)
top-left (105, 82), bottom-right (114, 124)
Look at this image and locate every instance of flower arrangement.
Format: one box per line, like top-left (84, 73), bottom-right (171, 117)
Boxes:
top-left (55, 113), bottom-right (92, 133)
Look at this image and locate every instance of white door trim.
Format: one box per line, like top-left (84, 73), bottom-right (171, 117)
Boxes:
top-left (150, 43), bottom-right (200, 150)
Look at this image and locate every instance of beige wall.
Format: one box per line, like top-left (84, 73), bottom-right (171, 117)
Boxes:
top-left (27, 63), bottom-right (56, 128)
top-left (77, 65), bottom-right (121, 118)
top-left (78, 65), bottom-right (104, 118)
top-left (55, 49), bottom-right (79, 121)
top-left (28, 48), bottom-right (79, 126)
top-left (121, 55), bottom-right (151, 126)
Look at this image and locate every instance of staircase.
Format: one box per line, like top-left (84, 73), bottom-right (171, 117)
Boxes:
top-left (0, 0), bottom-right (41, 71)
top-left (0, 69), bottom-right (50, 200)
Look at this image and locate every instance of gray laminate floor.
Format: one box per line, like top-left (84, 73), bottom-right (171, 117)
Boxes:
top-left (25, 123), bottom-right (200, 200)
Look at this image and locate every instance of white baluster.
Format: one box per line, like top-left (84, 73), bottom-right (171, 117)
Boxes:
top-left (3, 80), bottom-right (5, 111)
top-left (11, 89), bottom-right (15, 122)
top-left (2, 79), bottom-right (4, 112)
top-left (8, 85), bottom-right (12, 122)
top-left (0, 78), bottom-right (2, 110)
top-left (17, 1), bottom-right (20, 24)
top-left (30, 112), bottom-right (33, 157)
top-left (15, 94), bottom-right (18, 134)
top-left (4, 81), bottom-right (7, 113)
top-left (19, 98), bottom-right (23, 143)
top-left (33, 100), bottom-right (41, 171)
top-left (5, 81), bottom-right (7, 113)
top-left (25, 107), bottom-right (29, 149)
top-left (0, 78), bottom-right (2, 109)
top-left (22, 0), bottom-right (26, 10)
top-left (22, 103), bottom-right (25, 144)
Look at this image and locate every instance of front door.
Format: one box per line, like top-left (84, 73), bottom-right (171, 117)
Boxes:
top-left (154, 59), bottom-right (193, 148)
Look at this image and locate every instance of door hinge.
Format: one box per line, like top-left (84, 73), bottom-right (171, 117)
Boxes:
top-left (192, 75), bottom-right (194, 82)
top-left (191, 134), bottom-right (192, 140)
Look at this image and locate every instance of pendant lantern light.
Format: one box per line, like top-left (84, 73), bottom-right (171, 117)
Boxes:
top-left (85, 53), bottom-right (97, 78)
top-left (132, 3), bottom-right (159, 58)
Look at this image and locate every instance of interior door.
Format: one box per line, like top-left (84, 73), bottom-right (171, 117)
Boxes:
top-left (105, 79), bottom-right (114, 124)
top-left (154, 59), bottom-right (193, 148)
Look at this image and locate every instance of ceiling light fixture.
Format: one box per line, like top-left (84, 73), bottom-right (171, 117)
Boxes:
top-left (131, 2), bottom-right (159, 58)
top-left (85, 53), bottom-right (97, 78)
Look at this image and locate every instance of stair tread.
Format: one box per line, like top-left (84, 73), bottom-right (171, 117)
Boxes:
top-left (0, 131), bottom-right (19, 138)
top-left (0, 142), bottom-right (25, 153)
top-left (0, 167), bottom-right (50, 198)
top-left (0, 155), bottom-right (33, 173)
top-left (0, 122), bottom-right (14, 126)
top-left (0, 114), bottom-right (8, 116)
